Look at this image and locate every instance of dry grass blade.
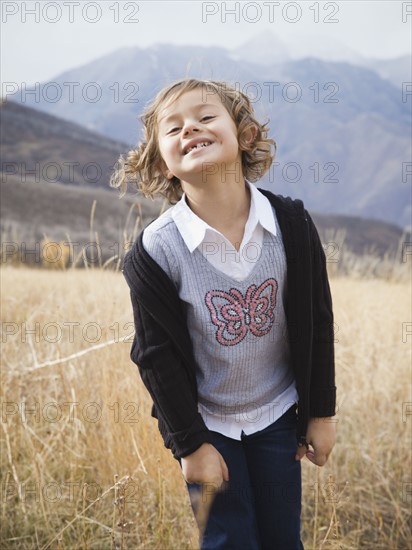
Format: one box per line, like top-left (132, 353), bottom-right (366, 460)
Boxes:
top-left (22, 332), bottom-right (134, 373)
top-left (1, 420), bottom-right (27, 516)
top-left (40, 475), bottom-right (130, 550)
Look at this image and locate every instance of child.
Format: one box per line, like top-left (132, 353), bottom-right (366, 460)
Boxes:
top-left (112, 78), bottom-right (336, 550)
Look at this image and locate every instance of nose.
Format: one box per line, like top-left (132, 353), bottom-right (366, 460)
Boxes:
top-left (182, 119), bottom-right (200, 136)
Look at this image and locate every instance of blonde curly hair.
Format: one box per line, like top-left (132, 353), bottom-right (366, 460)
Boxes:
top-left (110, 78), bottom-right (276, 204)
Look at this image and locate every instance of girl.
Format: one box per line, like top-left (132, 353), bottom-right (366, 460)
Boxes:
top-left (111, 78), bottom-right (336, 550)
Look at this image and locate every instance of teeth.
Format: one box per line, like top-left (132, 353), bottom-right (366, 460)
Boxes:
top-left (185, 142), bottom-right (211, 154)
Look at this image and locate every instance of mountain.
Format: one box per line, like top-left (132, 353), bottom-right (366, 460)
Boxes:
top-left (1, 99), bottom-right (129, 189)
top-left (6, 44), bottom-right (410, 141)
top-left (355, 54), bottom-right (412, 89)
top-left (231, 32), bottom-right (411, 89)
top-left (232, 30), bottom-right (293, 65)
top-left (231, 30), bottom-right (363, 66)
top-left (2, 43), bottom-right (411, 227)
top-left (0, 101), bottom-right (164, 265)
top-left (1, 102), bottom-right (406, 266)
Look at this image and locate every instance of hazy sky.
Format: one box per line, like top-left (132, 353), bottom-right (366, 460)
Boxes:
top-left (2, 1), bottom-right (411, 85)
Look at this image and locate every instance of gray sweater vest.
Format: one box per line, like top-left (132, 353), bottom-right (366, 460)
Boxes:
top-left (142, 207), bottom-right (295, 417)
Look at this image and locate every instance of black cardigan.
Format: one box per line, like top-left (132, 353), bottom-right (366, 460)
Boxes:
top-left (122, 190), bottom-right (336, 460)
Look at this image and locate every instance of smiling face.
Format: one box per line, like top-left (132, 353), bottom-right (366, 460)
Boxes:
top-left (156, 87), bottom-right (242, 187)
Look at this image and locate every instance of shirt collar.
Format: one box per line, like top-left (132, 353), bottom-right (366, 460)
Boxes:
top-left (248, 181), bottom-right (277, 237)
top-left (171, 181), bottom-right (277, 253)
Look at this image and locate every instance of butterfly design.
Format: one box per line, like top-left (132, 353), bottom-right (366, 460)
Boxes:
top-left (204, 278), bottom-right (278, 346)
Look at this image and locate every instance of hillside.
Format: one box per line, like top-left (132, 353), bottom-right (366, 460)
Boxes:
top-left (1, 99), bottom-right (130, 190)
top-left (1, 175), bottom-right (163, 266)
top-left (1, 102), bottom-right (406, 266)
top-left (2, 173), bottom-right (405, 266)
top-left (0, 101), bottom-right (163, 265)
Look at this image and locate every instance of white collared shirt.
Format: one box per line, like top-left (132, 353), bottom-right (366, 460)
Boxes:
top-left (171, 181), bottom-right (277, 281)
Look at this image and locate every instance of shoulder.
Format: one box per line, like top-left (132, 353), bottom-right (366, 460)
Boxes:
top-left (256, 188), bottom-right (322, 248)
top-left (141, 206), bottom-right (181, 281)
top-left (143, 202), bottom-right (178, 239)
top-left (256, 188), bottom-right (306, 218)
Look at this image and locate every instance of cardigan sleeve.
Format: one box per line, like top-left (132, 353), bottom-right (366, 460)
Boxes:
top-left (306, 211), bottom-right (337, 418)
top-left (128, 288), bottom-right (214, 458)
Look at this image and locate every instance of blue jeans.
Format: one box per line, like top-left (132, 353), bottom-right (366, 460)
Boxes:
top-left (178, 406), bottom-right (304, 550)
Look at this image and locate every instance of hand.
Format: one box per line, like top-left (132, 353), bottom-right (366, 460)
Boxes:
top-left (181, 442), bottom-right (229, 490)
top-left (295, 417), bottom-right (336, 466)
top-left (181, 443), bottom-right (229, 536)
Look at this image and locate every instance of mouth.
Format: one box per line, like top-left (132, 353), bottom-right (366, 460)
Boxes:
top-left (183, 140), bottom-right (213, 156)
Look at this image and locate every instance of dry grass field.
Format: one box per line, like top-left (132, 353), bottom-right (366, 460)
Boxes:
top-left (1, 263), bottom-right (411, 549)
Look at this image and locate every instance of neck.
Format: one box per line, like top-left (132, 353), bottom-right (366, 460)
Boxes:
top-left (181, 175), bottom-right (251, 247)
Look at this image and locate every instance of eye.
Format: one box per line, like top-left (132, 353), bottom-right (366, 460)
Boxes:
top-left (201, 116), bottom-right (215, 122)
top-left (167, 127), bottom-right (180, 135)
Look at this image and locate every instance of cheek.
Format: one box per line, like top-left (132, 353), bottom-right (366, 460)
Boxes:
top-left (156, 143), bottom-right (172, 173)
top-left (158, 142), bottom-right (172, 164)
top-left (162, 140), bottom-right (178, 159)
top-left (227, 131), bottom-right (240, 151)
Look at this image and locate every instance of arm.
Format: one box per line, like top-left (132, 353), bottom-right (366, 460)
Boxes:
top-left (125, 232), bottom-right (229, 479)
top-left (308, 211), bottom-right (336, 416)
top-left (296, 212), bottom-right (337, 465)
top-left (129, 288), bottom-right (213, 458)
top-left (131, 291), bottom-right (229, 483)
